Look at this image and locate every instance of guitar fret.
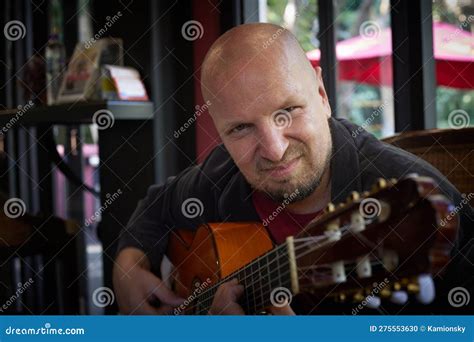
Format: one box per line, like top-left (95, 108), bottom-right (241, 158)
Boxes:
top-left (193, 244), bottom-right (291, 315)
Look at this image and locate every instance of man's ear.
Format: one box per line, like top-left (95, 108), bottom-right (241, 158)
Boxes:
top-left (314, 67), bottom-right (332, 118)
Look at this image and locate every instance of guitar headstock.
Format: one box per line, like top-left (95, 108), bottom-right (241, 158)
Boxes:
top-left (289, 175), bottom-right (458, 307)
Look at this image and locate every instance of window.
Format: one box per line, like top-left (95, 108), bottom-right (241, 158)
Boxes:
top-left (432, 0), bottom-right (474, 129)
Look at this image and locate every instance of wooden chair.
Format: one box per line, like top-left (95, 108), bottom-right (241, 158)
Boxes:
top-left (383, 127), bottom-right (474, 205)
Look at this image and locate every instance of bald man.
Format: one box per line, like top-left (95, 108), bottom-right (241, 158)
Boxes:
top-left (113, 23), bottom-right (473, 315)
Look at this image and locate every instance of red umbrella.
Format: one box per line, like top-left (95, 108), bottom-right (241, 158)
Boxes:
top-left (307, 22), bottom-right (474, 89)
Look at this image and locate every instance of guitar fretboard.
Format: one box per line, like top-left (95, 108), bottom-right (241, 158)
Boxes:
top-left (193, 243), bottom-right (292, 315)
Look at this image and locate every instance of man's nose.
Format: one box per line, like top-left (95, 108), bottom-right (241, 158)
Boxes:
top-left (257, 125), bottom-right (289, 162)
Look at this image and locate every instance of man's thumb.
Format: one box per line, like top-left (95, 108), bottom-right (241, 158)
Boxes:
top-left (151, 280), bottom-right (185, 306)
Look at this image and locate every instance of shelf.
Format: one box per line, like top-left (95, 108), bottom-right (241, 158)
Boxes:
top-left (0, 100), bottom-right (154, 127)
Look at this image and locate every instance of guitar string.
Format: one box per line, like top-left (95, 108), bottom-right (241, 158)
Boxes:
top-left (192, 223), bottom-right (386, 313)
top-left (193, 223), bottom-right (359, 310)
top-left (195, 258), bottom-right (387, 315)
top-left (194, 223), bottom-right (353, 305)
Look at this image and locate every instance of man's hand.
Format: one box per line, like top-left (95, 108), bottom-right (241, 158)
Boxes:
top-left (209, 278), bottom-right (295, 315)
top-left (113, 247), bottom-right (184, 315)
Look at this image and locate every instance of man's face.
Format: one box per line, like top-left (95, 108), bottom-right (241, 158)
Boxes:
top-left (208, 60), bottom-right (332, 203)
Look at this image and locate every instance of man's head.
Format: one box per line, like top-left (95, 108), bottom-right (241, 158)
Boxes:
top-left (201, 23), bottom-right (332, 203)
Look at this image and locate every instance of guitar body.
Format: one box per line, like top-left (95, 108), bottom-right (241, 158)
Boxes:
top-left (167, 222), bottom-right (273, 306)
top-left (165, 177), bottom-right (459, 315)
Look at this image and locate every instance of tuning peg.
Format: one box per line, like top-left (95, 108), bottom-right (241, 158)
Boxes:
top-left (347, 191), bottom-right (360, 202)
top-left (336, 293), bottom-right (347, 302)
top-left (389, 178), bottom-right (398, 185)
top-left (371, 178), bottom-right (387, 192)
top-left (365, 296), bottom-right (381, 309)
top-left (416, 274), bottom-right (435, 304)
top-left (407, 283), bottom-right (420, 294)
top-left (390, 291), bottom-right (408, 305)
top-left (406, 173), bottom-right (419, 179)
top-left (380, 288), bottom-right (391, 299)
top-left (393, 282), bottom-right (402, 291)
top-left (382, 250), bottom-right (399, 272)
top-left (353, 292), bottom-right (365, 302)
top-left (330, 261), bottom-right (346, 283)
top-left (362, 191), bottom-right (370, 197)
top-left (325, 202), bottom-right (335, 213)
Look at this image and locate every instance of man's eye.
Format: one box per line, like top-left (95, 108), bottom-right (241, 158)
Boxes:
top-left (285, 106), bottom-right (296, 112)
top-left (230, 124), bottom-right (251, 134)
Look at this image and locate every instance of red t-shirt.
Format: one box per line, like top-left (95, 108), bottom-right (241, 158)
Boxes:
top-left (252, 191), bottom-right (323, 244)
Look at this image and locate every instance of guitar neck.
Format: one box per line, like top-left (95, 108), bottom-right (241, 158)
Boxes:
top-left (192, 243), bottom-right (292, 315)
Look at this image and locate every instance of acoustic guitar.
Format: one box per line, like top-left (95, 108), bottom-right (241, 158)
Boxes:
top-left (166, 175), bottom-right (457, 315)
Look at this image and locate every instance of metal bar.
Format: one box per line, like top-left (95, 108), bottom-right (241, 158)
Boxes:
top-left (390, 0), bottom-right (436, 131)
top-left (317, 0), bottom-right (337, 113)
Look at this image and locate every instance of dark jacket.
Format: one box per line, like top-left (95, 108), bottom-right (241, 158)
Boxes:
top-left (117, 117), bottom-right (474, 314)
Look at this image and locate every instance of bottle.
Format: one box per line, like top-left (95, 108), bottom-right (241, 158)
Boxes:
top-left (45, 30), bottom-right (66, 105)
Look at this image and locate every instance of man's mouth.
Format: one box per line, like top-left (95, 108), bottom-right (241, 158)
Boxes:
top-left (261, 156), bottom-right (301, 178)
